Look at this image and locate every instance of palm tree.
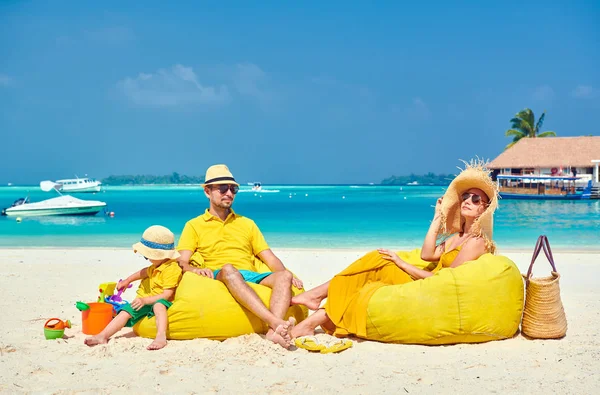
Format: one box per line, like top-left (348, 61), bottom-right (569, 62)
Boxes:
top-left (504, 108), bottom-right (556, 150)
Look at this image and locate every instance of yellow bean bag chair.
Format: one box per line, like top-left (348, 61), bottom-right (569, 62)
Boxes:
top-left (134, 261), bottom-right (308, 340)
top-left (364, 251), bottom-right (524, 344)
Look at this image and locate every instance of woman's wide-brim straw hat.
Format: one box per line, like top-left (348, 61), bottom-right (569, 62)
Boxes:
top-left (202, 164), bottom-right (239, 187)
top-left (439, 159), bottom-right (499, 252)
top-left (132, 225), bottom-right (180, 260)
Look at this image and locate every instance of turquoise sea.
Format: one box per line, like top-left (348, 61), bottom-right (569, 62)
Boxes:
top-left (1, 185), bottom-right (599, 251)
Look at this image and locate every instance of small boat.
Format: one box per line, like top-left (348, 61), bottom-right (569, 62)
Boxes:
top-left (407, 181), bottom-right (419, 186)
top-left (54, 176), bottom-right (102, 193)
top-left (1, 181), bottom-right (107, 217)
top-left (496, 174), bottom-right (593, 200)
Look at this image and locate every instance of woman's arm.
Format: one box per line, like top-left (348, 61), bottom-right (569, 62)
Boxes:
top-left (378, 249), bottom-right (435, 279)
top-left (420, 197), bottom-right (444, 262)
top-left (449, 237), bottom-right (486, 268)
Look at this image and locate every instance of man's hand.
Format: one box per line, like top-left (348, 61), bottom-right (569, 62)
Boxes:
top-left (130, 297), bottom-right (147, 311)
top-left (291, 277), bottom-right (304, 289)
top-left (191, 268), bottom-right (214, 279)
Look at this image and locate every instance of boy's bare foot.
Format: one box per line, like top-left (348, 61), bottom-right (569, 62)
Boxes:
top-left (291, 293), bottom-right (323, 311)
top-left (84, 335), bottom-right (108, 347)
top-left (147, 334), bottom-right (167, 350)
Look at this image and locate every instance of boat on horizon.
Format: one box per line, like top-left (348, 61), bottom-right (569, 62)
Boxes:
top-left (54, 176), bottom-right (102, 193)
top-left (1, 181), bottom-right (107, 217)
top-left (496, 174), bottom-right (593, 200)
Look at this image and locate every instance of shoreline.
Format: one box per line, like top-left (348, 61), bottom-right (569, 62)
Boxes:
top-left (3, 246), bottom-right (600, 254)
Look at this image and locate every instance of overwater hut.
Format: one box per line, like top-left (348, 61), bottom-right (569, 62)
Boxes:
top-left (488, 136), bottom-right (600, 185)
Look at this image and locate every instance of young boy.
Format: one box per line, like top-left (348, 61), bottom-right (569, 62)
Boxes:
top-left (84, 225), bottom-right (182, 350)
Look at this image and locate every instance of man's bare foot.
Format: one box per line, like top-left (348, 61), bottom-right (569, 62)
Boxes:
top-left (266, 324), bottom-right (292, 348)
top-left (147, 334), bottom-right (167, 350)
top-left (291, 293), bottom-right (323, 311)
top-left (84, 335), bottom-right (108, 347)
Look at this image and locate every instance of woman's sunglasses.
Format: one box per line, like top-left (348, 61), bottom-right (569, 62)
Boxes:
top-left (461, 192), bottom-right (487, 205)
top-left (213, 184), bottom-right (239, 195)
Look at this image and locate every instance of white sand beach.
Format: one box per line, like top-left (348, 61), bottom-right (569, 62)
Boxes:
top-left (1, 248), bottom-right (599, 394)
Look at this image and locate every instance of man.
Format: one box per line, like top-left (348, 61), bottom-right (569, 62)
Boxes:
top-left (177, 164), bottom-right (303, 348)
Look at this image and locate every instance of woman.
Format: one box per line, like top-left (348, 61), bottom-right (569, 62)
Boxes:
top-left (290, 160), bottom-right (499, 339)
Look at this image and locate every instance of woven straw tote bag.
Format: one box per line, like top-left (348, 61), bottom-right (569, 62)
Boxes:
top-left (521, 235), bottom-right (567, 339)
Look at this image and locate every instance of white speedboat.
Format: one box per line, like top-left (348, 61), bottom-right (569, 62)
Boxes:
top-left (251, 182), bottom-right (262, 192)
top-left (1, 181), bottom-right (107, 217)
top-left (2, 195), bottom-right (107, 217)
top-left (55, 176), bottom-right (102, 193)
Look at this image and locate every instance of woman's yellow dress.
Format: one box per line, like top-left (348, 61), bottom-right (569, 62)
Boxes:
top-left (324, 247), bottom-right (461, 338)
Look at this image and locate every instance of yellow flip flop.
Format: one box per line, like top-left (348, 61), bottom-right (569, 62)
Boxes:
top-left (320, 339), bottom-right (353, 354)
top-left (294, 336), bottom-right (325, 352)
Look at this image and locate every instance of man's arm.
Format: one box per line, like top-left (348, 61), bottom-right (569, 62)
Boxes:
top-left (257, 249), bottom-right (303, 289)
top-left (178, 250), bottom-right (214, 278)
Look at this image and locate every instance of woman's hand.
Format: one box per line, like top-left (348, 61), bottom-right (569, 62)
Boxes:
top-left (377, 249), bottom-right (402, 266)
top-left (130, 297), bottom-right (147, 311)
top-left (192, 268), bottom-right (214, 279)
top-left (434, 197), bottom-right (443, 218)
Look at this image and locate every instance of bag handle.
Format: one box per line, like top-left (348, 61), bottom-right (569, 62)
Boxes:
top-left (540, 235), bottom-right (558, 272)
top-left (526, 235), bottom-right (557, 278)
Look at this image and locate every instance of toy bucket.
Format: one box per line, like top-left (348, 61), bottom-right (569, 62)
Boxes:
top-left (79, 302), bottom-right (113, 335)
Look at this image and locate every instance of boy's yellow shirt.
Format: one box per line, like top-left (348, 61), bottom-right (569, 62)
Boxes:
top-left (136, 259), bottom-right (182, 298)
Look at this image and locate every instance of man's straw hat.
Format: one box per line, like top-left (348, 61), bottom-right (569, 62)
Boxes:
top-left (439, 159), bottom-right (499, 253)
top-left (132, 225), bottom-right (180, 260)
top-left (202, 164), bottom-right (239, 187)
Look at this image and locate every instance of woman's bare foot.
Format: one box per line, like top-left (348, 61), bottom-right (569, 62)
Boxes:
top-left (290, 309), bottom-right (328, 339)
top-left (147, 334), bottom-right (167, 350)
top-left (84, 335), bottom-right (108, 347)
top-left (291, 293), bottom-right (324, 311)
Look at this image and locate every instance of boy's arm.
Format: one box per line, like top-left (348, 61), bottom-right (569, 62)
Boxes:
top-left (118, 267), bottom-right (149, 290)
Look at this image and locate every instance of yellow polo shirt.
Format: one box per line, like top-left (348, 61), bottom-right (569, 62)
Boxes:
top-left (177, 209), bottom-right (269, 271)
top-left (136, 259), bottom-right (182, 298)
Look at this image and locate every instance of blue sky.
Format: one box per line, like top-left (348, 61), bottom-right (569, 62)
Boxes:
top-left (1, 1), bottom-right (598, 184)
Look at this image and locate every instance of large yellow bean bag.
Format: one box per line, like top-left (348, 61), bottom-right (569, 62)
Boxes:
top-left (364, 252), bottom-right (524, 344)
top-left (134, 261), bottom-right (308, 340)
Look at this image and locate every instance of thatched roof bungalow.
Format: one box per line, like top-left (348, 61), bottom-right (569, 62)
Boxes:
top-left (488, 136), bottom-right (600, 184)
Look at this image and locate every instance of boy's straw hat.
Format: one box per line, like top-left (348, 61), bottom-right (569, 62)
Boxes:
top-left (439, 159), bottom-right (499, 252)
top-left (132, 225), bottom-right (180, 260)
top-left (202, 164), bottom-right (239, 187)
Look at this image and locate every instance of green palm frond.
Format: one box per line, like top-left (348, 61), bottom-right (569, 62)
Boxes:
top-left (505, 129), bottom-right (526, 137)
top-left (537, 131), bottom-right (556, 138)
top-left (535, 111), bottom-right (546, 134)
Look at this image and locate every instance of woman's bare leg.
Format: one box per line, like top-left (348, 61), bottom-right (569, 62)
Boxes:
top-left (290, 309), bottom-right (332, 338)
top-left (291, 281), bottom-right (330, 310)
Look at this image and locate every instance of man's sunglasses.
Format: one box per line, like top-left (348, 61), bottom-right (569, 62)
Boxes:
top-left (212, 184), bottom-right (239, 195)
top-left (461, 192), bottom-right (487, 205)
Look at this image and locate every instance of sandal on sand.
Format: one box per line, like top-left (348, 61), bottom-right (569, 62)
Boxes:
top-left (320, 339), bottom-right (353, 354)
top-left (294, 336), bottom-right (325, 352)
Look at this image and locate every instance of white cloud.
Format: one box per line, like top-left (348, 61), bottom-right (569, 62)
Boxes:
top-left (232, 63), bottom-right (275, 110)
top-left (571, 85), bottom-right (596, 99)
top-left (118, 64), bottom-right (230, 107)
top-left (0, 74), bottom-right (12, 86)
top-left (532, 85), bottom-right (555, 101)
